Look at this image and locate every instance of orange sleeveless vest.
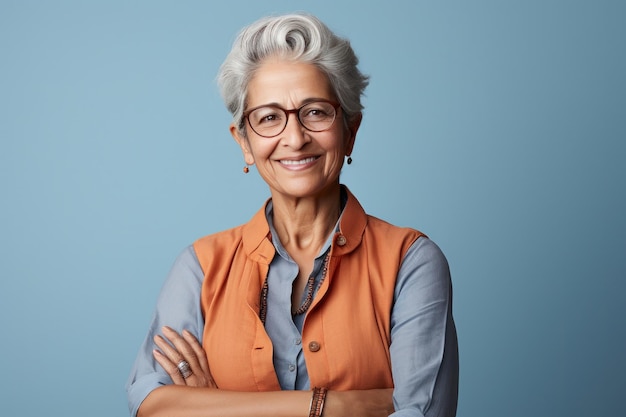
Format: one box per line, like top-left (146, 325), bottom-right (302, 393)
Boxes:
top-left (194, 188), bottom-right (423, 391)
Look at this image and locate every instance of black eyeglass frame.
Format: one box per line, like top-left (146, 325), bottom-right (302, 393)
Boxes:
top-left (242, 99), bottom-right (341, 138)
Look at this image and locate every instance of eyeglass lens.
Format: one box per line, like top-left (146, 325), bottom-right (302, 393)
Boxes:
top-left (247, 101), bottom-right (337, 137)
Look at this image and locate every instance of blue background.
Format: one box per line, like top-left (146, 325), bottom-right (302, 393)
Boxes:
top-left (1, 1), bottom-right (624, 416)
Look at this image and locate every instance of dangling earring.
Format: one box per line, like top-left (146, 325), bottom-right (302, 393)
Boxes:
top-left (347, 156), bottom-right (353, 165)
top-left (243, 165), bottom-right (249, 174)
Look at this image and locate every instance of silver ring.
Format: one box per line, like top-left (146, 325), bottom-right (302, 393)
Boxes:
top-left (177, 360), bottom-right (193, 379)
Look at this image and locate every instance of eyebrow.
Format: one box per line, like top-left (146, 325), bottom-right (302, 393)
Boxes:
top-left (247, 97), bottom-right (334, 111)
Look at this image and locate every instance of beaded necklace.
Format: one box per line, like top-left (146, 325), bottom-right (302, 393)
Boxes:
top-left (259, 250), bottom-right (331, 326)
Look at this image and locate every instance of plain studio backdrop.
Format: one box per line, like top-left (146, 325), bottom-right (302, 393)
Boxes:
top-left (1, 1), bottom-right (624, 416)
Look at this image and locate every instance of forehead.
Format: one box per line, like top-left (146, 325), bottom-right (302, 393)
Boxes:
top-left (246, 60), bottom-right (335, 108)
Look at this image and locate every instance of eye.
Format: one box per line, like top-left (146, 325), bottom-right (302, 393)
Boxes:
top-left (300, 102), bottom-right (334, 121)
top-left (250, 107), bottom-right (284, 126)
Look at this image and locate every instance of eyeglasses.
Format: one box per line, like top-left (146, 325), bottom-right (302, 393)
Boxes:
top-left (243, 100), bottom-right (341, 138)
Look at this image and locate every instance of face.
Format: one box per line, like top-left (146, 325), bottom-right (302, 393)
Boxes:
top-left (231, 60), bottom-right (361, 200)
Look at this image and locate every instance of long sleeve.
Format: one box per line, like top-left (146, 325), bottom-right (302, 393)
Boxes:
top-left (125, 246), bottom-right (205, 417)
top-left (389, 237), bottom-right (459, 417)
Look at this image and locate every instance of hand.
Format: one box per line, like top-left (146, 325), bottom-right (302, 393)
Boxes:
top-left (153, 326), bottom-right (217, 388)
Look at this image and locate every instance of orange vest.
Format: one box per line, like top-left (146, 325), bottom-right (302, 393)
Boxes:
top-left (194, 188), bottom-right (423, 391)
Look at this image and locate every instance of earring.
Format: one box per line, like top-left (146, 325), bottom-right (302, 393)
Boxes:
top-left (347, 156), bottom-right (353, 165)
top-left (243, 165), bottom-right (249, 174)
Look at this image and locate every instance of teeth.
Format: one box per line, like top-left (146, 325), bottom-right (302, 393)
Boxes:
top-left (281, 157), bottom-right (316, 165)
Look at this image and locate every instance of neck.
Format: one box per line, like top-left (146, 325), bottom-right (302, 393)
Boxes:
top-left (270, 185), bottom-right (341, 255)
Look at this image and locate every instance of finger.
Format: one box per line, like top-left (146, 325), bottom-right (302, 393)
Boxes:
top-left (154, 329), bottom-right (194, 385)
top-left (183, 330), bottom-right (217, 388)
top-left (182, 330), bottom-right (211, 376)
top-left (161, 327), bottom-right (213, 387)
top-left (153, 332), bottom-right (188, 367)
top-left (152, 346), bottom-right (186, 385)
top-left (162, 327), bottom-right (203, 374)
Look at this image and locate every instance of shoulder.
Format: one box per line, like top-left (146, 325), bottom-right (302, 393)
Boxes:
top-left (361, 211), bottom-right (449, 278)
top-left (193, 223), bottom-right (246, 249)
top-left (364, 214), bottom-right (426, 251)
top-left (193, 201), bottom-right (271, 258)
top-left (170, 244), bottom-right (203, 271)
top-left (395, 236), bottom-right (451, 295)
top-left (366, 214), bottom-right (425, 236)
top-left (404, 236), bottom-right (449, 268)
top-left (156, 245), bottom-right (205, 304)
top-left (191, 217), bottom-right (269, 253)
top-left (191, 224), bottom-right (247, 271)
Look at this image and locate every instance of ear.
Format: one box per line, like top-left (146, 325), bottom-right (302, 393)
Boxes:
top-left (344, 112), bottom-right (362, 158)
top-left (230, 124), bottom-right (255, 166)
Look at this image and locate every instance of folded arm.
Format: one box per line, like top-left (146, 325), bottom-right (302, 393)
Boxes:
top-left (127, 246), bottom-right (393, 417)
top-left (141, 326), bottom-right (393, 417)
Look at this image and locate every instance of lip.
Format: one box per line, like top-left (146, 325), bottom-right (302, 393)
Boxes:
top-left (277, 155), bottom-right (320, 169)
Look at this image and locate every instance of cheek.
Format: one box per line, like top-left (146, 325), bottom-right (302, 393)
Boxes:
top-left (248, 141), bottom-right (275, 163)
top-left (331, 132), bottom-right (351, 156)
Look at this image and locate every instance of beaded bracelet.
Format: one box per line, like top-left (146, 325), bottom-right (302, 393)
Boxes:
top-left (308, 387), bottom-right (328, 417)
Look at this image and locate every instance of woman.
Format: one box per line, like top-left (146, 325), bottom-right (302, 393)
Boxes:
top-left (126, 13), bottom-right (458, 417)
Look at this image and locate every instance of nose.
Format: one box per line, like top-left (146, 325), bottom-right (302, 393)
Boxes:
top-left (280, 112), bottom-right (310, 148)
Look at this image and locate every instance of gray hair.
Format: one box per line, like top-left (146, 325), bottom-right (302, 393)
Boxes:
top-left (217, 13), bottom-right (369, 134)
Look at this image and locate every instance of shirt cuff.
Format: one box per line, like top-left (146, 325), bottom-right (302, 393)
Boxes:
top-left (126, 373), bottom-right (168, 417)
top-left (389, 409), bottom-right (426, 417)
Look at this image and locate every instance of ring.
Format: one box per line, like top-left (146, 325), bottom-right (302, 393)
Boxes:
top-left (177, 360), bottom-right (193, 379)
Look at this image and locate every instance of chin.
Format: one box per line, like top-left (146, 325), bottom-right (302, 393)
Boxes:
top-left (273, 180), bottom-right (339, 199)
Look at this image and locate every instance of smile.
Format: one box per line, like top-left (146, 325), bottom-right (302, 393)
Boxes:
top-left (279, 156), bottom-right (318, 166)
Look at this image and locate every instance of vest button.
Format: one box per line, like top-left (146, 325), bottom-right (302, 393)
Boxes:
top-left (308, 341), bottom-right (321, 352)
top-left (335, 234), bottom-right (347, 246)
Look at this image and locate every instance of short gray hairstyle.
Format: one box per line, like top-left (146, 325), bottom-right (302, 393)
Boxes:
top-left (217, 13), bottom-right (369, 134)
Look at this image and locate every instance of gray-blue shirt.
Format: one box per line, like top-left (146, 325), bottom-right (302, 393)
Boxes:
top-left (126, 203), bottom-right (458, 417)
